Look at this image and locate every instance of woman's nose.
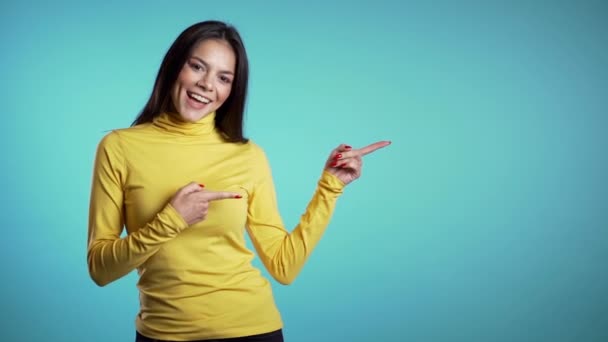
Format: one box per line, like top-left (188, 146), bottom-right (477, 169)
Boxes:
top-left (196, 75), bottom-right (212, 91)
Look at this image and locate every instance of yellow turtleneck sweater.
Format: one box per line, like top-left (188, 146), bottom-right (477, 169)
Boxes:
top-left (87, 111), bottom-right (344, 341)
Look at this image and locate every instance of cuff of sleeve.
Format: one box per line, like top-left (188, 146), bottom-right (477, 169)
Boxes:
top-left (318, 170), bottom-right (345, 194)
top-left (158, 203), bottom-right (189, 233)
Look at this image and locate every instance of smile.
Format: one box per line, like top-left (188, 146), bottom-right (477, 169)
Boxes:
top-left (187, 91), bottom-right (212, 104)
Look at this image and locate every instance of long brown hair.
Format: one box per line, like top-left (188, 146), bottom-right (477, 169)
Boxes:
top-left (132, 21), bottom-right (249, 143)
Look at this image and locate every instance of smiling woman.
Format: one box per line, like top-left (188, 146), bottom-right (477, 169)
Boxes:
top-left (132, 21), bottom-right (249, 142)
top-left (87, 20), bottom-right (390, 342)
top-left (170, 39), bottom-right (236, 122)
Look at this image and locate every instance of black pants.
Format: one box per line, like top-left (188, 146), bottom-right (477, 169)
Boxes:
top-left (135, 329), bottom-right (284, 342)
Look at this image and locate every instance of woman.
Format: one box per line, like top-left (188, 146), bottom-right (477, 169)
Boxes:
top-left (87, 20), bottom-right (390, 342)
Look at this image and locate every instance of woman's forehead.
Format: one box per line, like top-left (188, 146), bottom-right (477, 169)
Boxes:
top-left (189, 39), bottom-right (236, 70)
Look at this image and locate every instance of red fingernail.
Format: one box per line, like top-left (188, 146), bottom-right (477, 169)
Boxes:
top-left (199, 183), bottom-right (205, 188)
top-left (334, 153), bottom-right (342, 159)
top-left (331, 161), bottom-right (338, 167)
top-left (345, 145), bottom-right (352, 149)
top-left (339, 163), bottom-right (347, 168)
top-left (235, 195), bottom-right (242, 199)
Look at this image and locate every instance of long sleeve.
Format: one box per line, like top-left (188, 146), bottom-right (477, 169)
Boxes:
top-left (87, 132), bottom-right (189, 287)
top-left (246, 146), bottom-right (344, 285)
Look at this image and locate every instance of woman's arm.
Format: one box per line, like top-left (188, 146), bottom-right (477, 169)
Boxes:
top-left (245, 145), bottom-right (343, 285)
top-left (87, 132), bottom-right (189, 286)
top-left (245, 142), bottom-right (390, 285)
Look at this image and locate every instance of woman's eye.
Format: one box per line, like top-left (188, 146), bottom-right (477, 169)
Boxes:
top-left (190, 62), bottom-right (203, 71)
top-left (220, 76), bottom-right (232, 84)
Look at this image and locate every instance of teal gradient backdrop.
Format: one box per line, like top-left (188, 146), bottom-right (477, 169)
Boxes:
top-left (1, 1), bottom-right (606, 341)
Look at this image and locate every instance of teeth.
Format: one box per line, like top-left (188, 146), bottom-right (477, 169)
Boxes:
top-left (190, 92), bottom-right (211, 104)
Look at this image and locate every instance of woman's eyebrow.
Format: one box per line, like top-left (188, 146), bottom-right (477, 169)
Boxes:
top-left (190, 56), bottom-right (235, 75)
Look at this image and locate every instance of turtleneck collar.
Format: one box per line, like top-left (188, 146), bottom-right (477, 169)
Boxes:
top-left (152, 111), bottom-right (219, 138)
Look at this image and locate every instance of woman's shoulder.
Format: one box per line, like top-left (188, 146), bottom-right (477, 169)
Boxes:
top-left (96, 123), bottom-right (154, 144)
top-left (96, 129), bottom-right (121, 147)
top-left (113, 122), bottom-right (155, 137)
top-left (239, 140), bottom-right (274, 178)
top-left (241, 139), bottom-right (268, 159)
top-left (94, 124), bottom-right (150, 155)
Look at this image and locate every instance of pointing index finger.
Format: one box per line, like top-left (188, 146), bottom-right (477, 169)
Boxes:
top-left (203, 191), bottom-right (242, 201)
top-left (356, 140), bottom-right (392, 156)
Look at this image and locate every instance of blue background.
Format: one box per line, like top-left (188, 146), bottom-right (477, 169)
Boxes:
top-left (1, 1), bottom-right (607, 341)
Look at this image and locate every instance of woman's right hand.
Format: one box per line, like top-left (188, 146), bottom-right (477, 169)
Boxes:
top-left (169, 182), bottom-right (242, 225)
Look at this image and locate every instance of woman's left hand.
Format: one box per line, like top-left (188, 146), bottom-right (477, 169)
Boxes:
top-left (325, 141), bottom-right (391, 186)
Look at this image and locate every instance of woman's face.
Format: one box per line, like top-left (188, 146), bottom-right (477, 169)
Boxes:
top-left (170, 39), bottom-right (236, 122)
